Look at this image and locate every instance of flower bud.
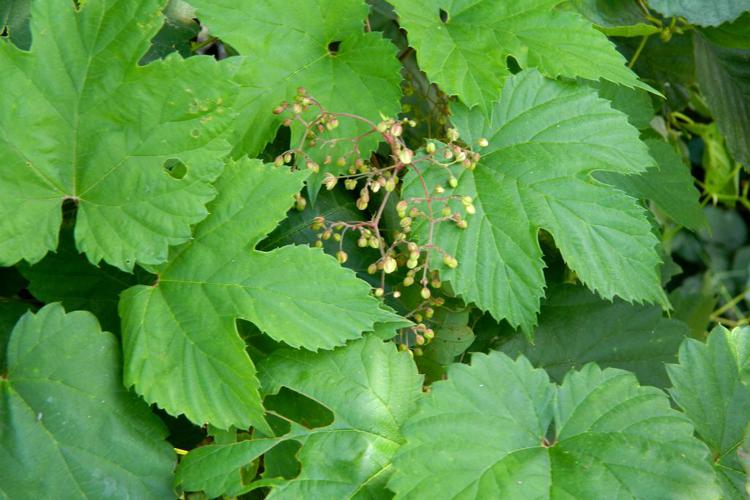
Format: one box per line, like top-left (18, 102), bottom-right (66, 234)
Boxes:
top-left (478, 137), bottom-right (489, 147)
top-left (324, 174), bottom-right (337, 190)
top-left (425, 142), bottom-right (436, 154)
top-left (420, 287), bottom-right (431, 299)
top-left (295, 194), bottom-right (306, 211)
top-left (374, 287), bottom-right (384, 297)
top-left (396, 200), bottom-right (409, 217)
top-left (448, 176), bottom-right (458, 188)
top-left (344, 179), bottom-right (357, 190)
top-left (383, 256), bottom-right (398, 274)
top-left (398, 148), bottom-right (414, 165)
top-left (311, 216), bottom-right (325, 231)
top-left (368, 263), bottom-right (378, 274)
top-left (336, 251), bottom-right (348, 263)
top-left (447, 128), bottom-right (460, 142)
top-left (443, 255), bottom-right (458, 268)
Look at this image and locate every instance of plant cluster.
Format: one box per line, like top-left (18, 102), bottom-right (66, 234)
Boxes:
top-left (1, 0), bottom-right (749, 498)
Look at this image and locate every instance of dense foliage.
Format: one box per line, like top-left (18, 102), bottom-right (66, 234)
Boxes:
top-left (1, 0), bottom-right (749, 498)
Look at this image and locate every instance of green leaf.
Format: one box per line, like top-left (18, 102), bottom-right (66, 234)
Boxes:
top-left (500, 284), bottom-right (687, 387)
top-left (649, 0), bottom-right (750, 27)
top-left (626, 32), bottom-right (695, 110)
top-left (741, 425), bottom-right (750, 497)
top-left (139, 2), bottom-right (200, 64)
top-left (390, 0), bottom-right (652, 112)
top-left (0, 0), bottom-right (237, 271)
top-left (175, 438), bottom-right (282, 498)
top-left (0, 304), bottom-right (175, 498)
top-left (259, 336), bottom-right (423, 498)
top-left (571, 0), bottom-right (659, 37)
top-left (188, 0), bottom-right (402, 178)
top-left (599, 139), bottom-right (707, 229)
top-left (178, 336), bottom-right (424, 498)
top-left (390, 351), bottom-right (719, 498)
top-left (19, 229), bottom-right (139, 332)
top-left (120, 159), bottom-right (398, 430)
top-left (595, 80), bottom-right (655, 130)
top-left (403, 70), bottom-right (666, 333)
top-left (0, 0), bottom-right (30, 48)
top-left (415, 308), bottom-right (475, 382)
top-left (694, 30), bottom-right (750, 168)
top-left (667, 326), bottom-right (750, 498)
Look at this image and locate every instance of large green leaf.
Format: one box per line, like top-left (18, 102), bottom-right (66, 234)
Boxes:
top-left (649, 0), bottom-right (750, 27)
top-left (694, 28), bottom-right (750, 168)
top-left (259, 336), bottom-right (422, 498)
top-left (0, 304), bottom-right (175, 498)
top-left (19, 229), bottom-right (138, 332)
top-left (189, 0), bottom-right (402, 178)
top-left (176, 336), bottom-right (423, 498)
top-left (500, 285), bottom-right (687, 387)
top-left (403, 70), bottom-right (666, 333)
top-left (120, 159), bottom-right (398, 430)
top-left (0, 0), bottom-right (237, 271)
top-left (390, 0), bottom-right (651, 112)
top-left (389, 351), bottom-right (719, 498)
top-left (667, 326), bottom-right (750, 498)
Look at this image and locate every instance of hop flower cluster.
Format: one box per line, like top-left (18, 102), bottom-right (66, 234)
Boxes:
top-left (272, 92), bottom-right (486, 357)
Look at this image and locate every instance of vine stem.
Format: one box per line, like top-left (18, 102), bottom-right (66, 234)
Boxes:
top-left (628, 35), bottom-right (650, 68)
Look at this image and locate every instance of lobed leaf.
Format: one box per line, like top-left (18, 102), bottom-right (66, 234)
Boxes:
top-left (403, 70), bottom-right (666, 333)
top-left (668, 326), bottom-right (750, 498)
top-left (390, 0), bottom-right (653, 112)
top-left (189, 0), bottom-right (402, 195)
top-left (0, 0), bottom-right (238, 271)
top-left (120, 159), bottom-right (399, 429)
top-left (390, 350), bottom-right (720, 498)
top-left (0, 304), bottom-right (175, 499)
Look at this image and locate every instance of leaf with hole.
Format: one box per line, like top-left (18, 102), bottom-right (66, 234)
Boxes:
top-left (0, 0), bottom-right (237, 271)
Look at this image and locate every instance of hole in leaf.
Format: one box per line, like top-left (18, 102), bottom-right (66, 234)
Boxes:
top-left (506, 55), bottom-right (522, 74)
top-left (439, 8), bottom-right (449, 23)
top-left (327, 40), bottom-right (341, 55)
top-left (262, 440), bottom-right (302, 479)
top-left (163, 158), bottom-right (187, 179)
top-left (264, 387), bottom-right (334, 429)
